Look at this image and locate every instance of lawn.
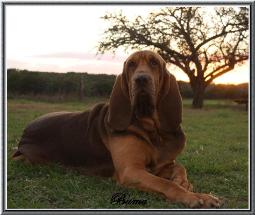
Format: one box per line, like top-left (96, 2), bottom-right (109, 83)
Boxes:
top-left (7, 98), bottom-right (249, 209)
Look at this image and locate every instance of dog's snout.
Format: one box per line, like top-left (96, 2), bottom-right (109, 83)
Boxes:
top-left (134, 74), bottom-right (150, 85)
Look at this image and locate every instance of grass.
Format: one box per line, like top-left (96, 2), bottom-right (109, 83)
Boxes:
top-left (7, 98), bottom-right (249, 209)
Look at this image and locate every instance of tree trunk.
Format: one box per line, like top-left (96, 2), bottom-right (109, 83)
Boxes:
top-left (191, 82), bottom-right (206, 109)
top-left (79, 75), bottom-right (85, 101)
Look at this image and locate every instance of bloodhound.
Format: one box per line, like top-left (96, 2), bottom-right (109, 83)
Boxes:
top-left (13, 50), bottom-right (220, 208)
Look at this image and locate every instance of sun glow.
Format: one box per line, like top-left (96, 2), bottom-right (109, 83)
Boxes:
top-left (170, 63), bottom-right (249, 85)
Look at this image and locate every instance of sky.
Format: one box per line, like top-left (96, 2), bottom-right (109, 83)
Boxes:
top-left (6, 5), bottom-right (249, 84)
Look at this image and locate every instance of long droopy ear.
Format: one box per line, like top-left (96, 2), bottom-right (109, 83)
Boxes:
top-left (107, 74), bottom-right (132, 131)
top-left (158, 70), bottom-right (182, 133)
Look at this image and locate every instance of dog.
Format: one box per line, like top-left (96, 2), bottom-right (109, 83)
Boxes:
top-left (12, 50), bottom-right (220, 208)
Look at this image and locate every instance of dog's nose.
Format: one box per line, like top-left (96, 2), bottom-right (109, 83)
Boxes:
top-left (134, 74), bottom-right (150, 85)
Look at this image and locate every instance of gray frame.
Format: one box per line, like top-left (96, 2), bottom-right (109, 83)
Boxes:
top-left (1, 1), bottom-right (254, 215)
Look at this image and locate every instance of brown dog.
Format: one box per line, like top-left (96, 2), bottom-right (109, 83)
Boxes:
top-left (13, 50), bottom-right (220, 208)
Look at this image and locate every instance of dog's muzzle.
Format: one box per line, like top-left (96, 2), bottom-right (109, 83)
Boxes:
top-left (132, 73), bottom-right (155, 118)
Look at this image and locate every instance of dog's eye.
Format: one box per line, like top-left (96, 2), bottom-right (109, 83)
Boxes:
top-left (128, 61), bottom-right (136, 68)
top-left (150, 59), bottom-right (158, 66)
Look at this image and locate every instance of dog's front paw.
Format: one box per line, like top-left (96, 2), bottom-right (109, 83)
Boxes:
top-left (183, 192), bottom-right (221, 208)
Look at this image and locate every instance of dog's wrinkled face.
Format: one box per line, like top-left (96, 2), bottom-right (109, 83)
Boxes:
top-left (108, 50), bottom-right (181, 132)
top-left (123, 50), bottom-right (165, 119)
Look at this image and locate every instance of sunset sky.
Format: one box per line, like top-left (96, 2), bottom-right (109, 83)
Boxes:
top-left (6, 5), bottom-right (249, 84)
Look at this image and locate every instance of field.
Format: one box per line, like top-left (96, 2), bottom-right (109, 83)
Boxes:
top-left (7, 98), bottom-right (249, 209)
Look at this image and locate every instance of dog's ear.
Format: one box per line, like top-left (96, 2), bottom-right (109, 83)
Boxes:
top-left (108, 72), bottom-right (132, 131)
top-left (158, 68), bottom-right (182, 133)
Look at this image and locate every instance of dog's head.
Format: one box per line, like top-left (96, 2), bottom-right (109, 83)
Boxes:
top-left (108, 50), bottom-right (182, 133)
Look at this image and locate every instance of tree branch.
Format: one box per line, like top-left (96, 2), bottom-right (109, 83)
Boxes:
top-left (205, 56), bottom-right (248, 85)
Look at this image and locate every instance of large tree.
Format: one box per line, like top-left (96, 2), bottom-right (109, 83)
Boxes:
top-left (98, 7), bottom-right (248, 108)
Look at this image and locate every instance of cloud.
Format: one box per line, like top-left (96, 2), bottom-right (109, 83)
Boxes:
top-left (6, 54), bottom-right (125, 75)
top-left (31, 52), bottom-right (127, 62)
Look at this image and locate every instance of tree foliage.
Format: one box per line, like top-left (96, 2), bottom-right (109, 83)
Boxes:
top-left (98, 7), bottom-right (248, 108)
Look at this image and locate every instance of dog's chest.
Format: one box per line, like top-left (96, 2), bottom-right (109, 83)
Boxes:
top-left (134, 117), bottom-right (161, 143)
top-left (128, 117), bottom-right (184, 171)
top-left (138, 121), bottom-right (185, 174)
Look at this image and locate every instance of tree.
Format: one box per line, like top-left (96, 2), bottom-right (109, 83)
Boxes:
top-left (98, 7), bottom-right (248, 108)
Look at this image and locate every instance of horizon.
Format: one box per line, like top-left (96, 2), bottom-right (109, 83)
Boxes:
top-left (7, 68), bottom-right (249, 86)
top-left (6, 5), bottom-right (249, 85)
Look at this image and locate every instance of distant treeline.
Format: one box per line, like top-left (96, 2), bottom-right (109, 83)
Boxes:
top-left (7, 69), bottom-right (115, 99)
top-left (7, 69), bottom-right (248, 100)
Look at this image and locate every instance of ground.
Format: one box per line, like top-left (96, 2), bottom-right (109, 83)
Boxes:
top-left (7, 98), bottom-right (249, 209)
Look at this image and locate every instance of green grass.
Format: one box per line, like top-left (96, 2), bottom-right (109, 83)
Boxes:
top-left (7, 98), bottom-right (249, 209)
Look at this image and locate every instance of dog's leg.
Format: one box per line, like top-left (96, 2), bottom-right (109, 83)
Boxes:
top-left (156, 162), bottom-right (193, 191)
top-left (170, 163), bottom-right (193, 192)
top-left (12, 149), bottom-right (32, 164)
top-left (110, 136), bottom-right (220, 208)
top-left (118, 166), bottom-right (219, 208)
top-left (12, 144), bottom-right (49, 164)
